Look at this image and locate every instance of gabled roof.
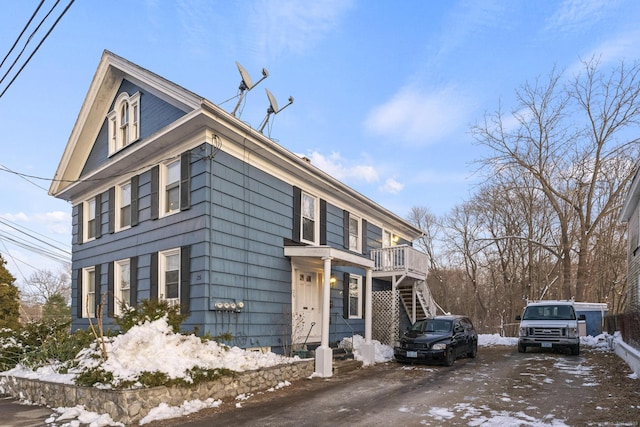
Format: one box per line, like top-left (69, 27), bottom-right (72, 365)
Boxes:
top-left (49, 51), bottom-right (425, 240)
top-left (49, 50), bottom-right (203, 198)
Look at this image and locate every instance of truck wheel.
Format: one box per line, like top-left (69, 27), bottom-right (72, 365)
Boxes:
top-left (570, 345), bottom-right (580, 356)
top-left (518, 342), bottom-right (526, 353)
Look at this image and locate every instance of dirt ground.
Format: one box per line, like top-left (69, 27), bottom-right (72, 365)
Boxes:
top-left (150, 345), bottom-right (640, 426)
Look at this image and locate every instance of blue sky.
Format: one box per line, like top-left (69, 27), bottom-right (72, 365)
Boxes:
top-left (1, 0), bottom-right (639, 285)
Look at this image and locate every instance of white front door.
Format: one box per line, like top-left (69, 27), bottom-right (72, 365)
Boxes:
top-left (294, 270), bottom-right (322, 344)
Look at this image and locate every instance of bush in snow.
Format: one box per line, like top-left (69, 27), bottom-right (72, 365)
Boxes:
top-left (115, 299), bottom-right (187, 334)
top-left (0, 321), bottom-right (94, 372)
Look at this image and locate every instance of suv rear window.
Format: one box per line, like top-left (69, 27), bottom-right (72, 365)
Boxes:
top-left (522, 305), bottom-right (576, 320)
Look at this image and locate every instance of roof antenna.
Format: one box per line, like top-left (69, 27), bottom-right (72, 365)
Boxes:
top-left (259, 89), bottom-right (294, 134)
top-left (232, 61), bottom-right (268, 116)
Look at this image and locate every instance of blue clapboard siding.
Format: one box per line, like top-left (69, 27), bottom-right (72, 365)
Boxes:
top-left (71, 144), bottom-right (210, 332)
top-left (70, 137), bottom-right (391, 352)
top-left (81, 80), bottom-right (189, 177)
top-left (206, 151), bottom-right (294, 349)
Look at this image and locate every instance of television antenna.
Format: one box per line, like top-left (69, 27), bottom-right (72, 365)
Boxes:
top-left (232, 61), bottom-right (268, 116)
top-left (259, 89), bottom-right (294, 133)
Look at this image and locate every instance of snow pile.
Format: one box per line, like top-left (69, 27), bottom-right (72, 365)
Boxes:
top-left (478, 334), bottom-right (518, 347)
top-left (338, 335), bottom-right (394, 365)
top-left (139, 398), bottom-right (222, 425)
top-left (581, 334), bottom-right (611, 350)
top-left (73, 316), bottom-right (295, 387)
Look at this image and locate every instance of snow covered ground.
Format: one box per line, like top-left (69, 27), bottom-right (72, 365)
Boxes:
top-left (1, 317), bottom-right (637, 426)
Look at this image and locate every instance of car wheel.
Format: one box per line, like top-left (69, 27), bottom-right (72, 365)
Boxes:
top-left (570, 345), bottom-right (580, 356)
top-left (518, 342), bottom-right (526, 353)
top-left (467, 342), bottom-right (478, 358)
top-left (444, 348), bottom-right (456, 366)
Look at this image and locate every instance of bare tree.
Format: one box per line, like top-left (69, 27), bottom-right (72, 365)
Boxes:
top-left (21, 265), bottom-right (71, 305)
top-left (471, 58), bottom-right (640, 302)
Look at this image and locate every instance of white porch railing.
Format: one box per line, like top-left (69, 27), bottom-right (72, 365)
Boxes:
top-left (370, 245), bottom-right (428, 277)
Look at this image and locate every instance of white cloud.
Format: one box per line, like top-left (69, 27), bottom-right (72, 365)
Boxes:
top-left (303, 151), bottom-right (379, 183)
top-left (364, 86), bottom-right (471, 145)
top-left (251, 0), bottom-right (355, 58)
top-left (1, 212), bottom-right (29, 222)
top-left (33, 211), bottom-right (71, 236)
top-left (379, 178), bottom-right (404, 195)
top-left (544, 0), bottom-right (611, 34)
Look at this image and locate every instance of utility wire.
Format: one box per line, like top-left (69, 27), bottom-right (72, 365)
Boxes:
top-left (0, 0), bottom-right (75, 99)
top-left (0, 0), bottom-right (45, 70)
top-left (0, 218), bottom-right (71, 256)
top-left (0, 0), bottom-right (61, 88)
top-left (0, 163), bottom-right (49, 192)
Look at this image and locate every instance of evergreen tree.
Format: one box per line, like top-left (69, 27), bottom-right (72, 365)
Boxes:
top-left (42, 292), bottom-right (71, 323)
top-left (0, 253), bottom-right (20, 330)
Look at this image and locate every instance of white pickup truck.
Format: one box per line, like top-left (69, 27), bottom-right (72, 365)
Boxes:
top-left (515, 300), bottom-right (585, 355)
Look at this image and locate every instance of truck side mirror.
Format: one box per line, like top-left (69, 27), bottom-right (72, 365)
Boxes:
top-left (578, 314), bottom-right (586, 321)
top-left (515, 315), bottom-right (521, 321)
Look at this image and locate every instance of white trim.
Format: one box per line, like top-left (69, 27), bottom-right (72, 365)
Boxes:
top-left (348, 213), bottom-right (362, 253)
top-left (108, 91), bottom-right (141, 155)
top-left (115, 180), bottom-right (132, 232)
top-left (300, 191), bottom-right (319, 245)
top-left (160, 159), bottom-right (181, 217)
top-left (82, 267), bottom-right (96, 318)
top-left (84, 198), bottom-right (97, 242)
top-left (114, 259), bottom-right (131, 316)
top-left (348, 274), bottom-right (363, 319)
top-left (159, 248), bottom-right (181, 302)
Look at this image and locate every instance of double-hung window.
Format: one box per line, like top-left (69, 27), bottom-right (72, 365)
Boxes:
top-left (301, 192), bottom-right (317, 243)
top-left (85, 198), bottom-right (97, 241)
top-left (114, 259), bottom-right (130, 315)
top-left (160, 249), bottom-right (180, 303)
top-left (82, 267), bottom-right (96, 318)
top-left (349, 214), bottom-right (361, 252)
top-left (117, 181), bottom-right (132, 229)
top-left (348, 274), bottom-right (362, 319)
top-left (164, 160), bottom-right (180, 215)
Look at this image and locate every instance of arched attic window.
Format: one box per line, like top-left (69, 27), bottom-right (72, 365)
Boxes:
top-left (107, 91), bottom-right (141, 155)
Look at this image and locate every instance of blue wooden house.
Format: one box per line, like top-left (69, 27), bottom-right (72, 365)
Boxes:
top-left (49, 51), bottom-right (433, 376)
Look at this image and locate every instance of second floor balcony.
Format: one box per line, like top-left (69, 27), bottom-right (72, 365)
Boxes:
top-left (370, 245), bottom-right (428, 281)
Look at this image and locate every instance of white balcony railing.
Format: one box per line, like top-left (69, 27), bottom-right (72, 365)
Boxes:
top-left (370, 245), bottom-right (428, 277)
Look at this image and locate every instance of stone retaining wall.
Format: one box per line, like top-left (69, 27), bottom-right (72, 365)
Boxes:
top-left (0, 360), bottom-right (314, 425)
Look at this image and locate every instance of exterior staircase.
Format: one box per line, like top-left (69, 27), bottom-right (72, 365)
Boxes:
top-left (398, 280), bottom-right (436, 323)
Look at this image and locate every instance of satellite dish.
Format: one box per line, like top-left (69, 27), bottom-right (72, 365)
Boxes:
top-left (232, 61), bottom-right (268, 116)
top-left (259, 88), bottom-right (294, 133)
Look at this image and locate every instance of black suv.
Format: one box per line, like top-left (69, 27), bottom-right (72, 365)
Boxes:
top-left (394, 315), bottom-right (478, 366)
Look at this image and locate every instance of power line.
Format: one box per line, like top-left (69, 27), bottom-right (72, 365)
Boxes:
top-left (0, 0), bottom-right (75, 99)
top-left (0, 0), bottom-right (45, 70)
top-left (0, 0), bottom-right (60, 88)
top-left (0, 217), bottom-right (71, 256)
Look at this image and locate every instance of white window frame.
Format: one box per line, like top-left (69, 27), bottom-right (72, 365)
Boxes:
top-left (301, 191), bottom-right (319, 244)
top-left (107, 91), bottom-right (141, 155)
top-left (348, 274), bottom-right (362, 319)
top-left (349, 214), bottom-right (362, 253)
top-left (116, 180), bottom-right (132, 231)
top-left (82, 267), bottom-right (96, 318)
top-left (382, 229), bottom-right (399, 248)
top-left (161, 159), bottom-right (181, 216)
top-left (84, 198), bottom-right (97, 242)
top-left (159, 248), bottom-right (180, 304)
top-left (114, 259), bottom-right (131, 316)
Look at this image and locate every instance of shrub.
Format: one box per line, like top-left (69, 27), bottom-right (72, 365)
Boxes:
top-left (0, 321), bottom-right (93, 372)
top-left (115, 299), bottom-right (187, 334)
